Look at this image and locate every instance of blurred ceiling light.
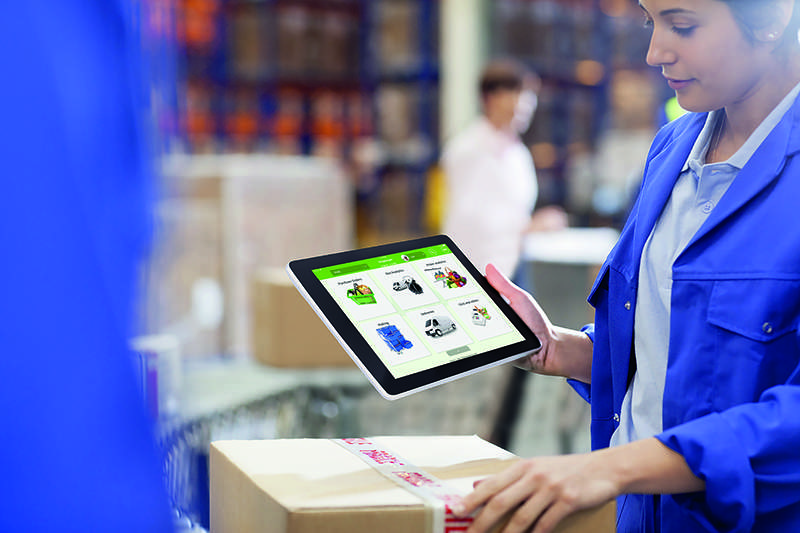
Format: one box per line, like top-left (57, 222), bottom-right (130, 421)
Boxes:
top-left (575, 60), bottom-right (606, 86)
top-left (599, 0), bottom-right (630, 17)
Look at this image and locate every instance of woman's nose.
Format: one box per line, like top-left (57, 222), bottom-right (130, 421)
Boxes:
top-left (645, 27), bottom-right (677, 67)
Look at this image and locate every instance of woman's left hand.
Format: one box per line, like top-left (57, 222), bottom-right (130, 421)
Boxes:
top-left (453, 452), bottom-right (619, 533)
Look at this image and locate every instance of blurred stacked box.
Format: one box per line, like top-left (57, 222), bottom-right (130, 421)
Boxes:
top-left (146, 171), bottom-right (226, 358)
top-left (145, 154), bottom-right (354, 360)
top-left (227, 5), bottom-right (270, 81)
top-left (375, 0), bottom-right (420, 72)
top-left (249, 269), bottom-right (351, 368)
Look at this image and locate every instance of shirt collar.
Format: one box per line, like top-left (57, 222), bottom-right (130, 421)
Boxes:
top-left (682, 80), bottom-right (800, 172)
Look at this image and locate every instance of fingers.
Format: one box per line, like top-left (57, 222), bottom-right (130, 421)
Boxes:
top-left (485, 263), bottom-right (532, 312)
top-left (499, 490), bottom-right (551, 533)
top-left (455, 452), bottom-right (620, 533)
top-left (468, 481), bottom-right (539, 533)
top-left (531, 500), bottom-right (574, 533)
top-left (456, 461), bottom-right (547, 533)
top-left (454, 457), bottom-right (598, 533)
top-left (504, 484), bottom-right (583, 533)
top-left (456, 462), bottom-right (525, 518)
top-left (486, 262), bottom-right (552, 333)
top-left (466, 491), bottom-right (578, 533)
top-left (462, 478), bottom-right (574, 533)
top-left (485, 263), bottom-right (519, 299)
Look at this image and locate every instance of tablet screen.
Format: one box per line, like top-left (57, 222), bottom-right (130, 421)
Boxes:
top-left (288, 235), bottom-right (540, 399)
top-left (311, 242), bottom-right (526, 378)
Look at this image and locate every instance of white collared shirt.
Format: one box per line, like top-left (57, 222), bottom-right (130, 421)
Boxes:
top-left (441, 117), bottom-right (537, 276)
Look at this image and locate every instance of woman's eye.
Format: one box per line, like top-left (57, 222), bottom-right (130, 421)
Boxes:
top-left (672, 25), bottom-right (696, 36)
top-left (643, 17), bottom-right (654, 29)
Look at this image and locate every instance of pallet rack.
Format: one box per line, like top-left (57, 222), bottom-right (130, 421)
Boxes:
top-left (171, 0), bottom-right (440, 239)
top-left (490, 0), bottom-right (655, 219)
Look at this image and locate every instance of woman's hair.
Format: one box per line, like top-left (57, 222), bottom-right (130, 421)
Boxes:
top-left (722, 0), bottom-right (800, 51)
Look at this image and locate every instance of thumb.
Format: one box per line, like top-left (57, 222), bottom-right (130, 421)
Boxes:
top-left (485, 263), bottom-right (522, 302)
top-left (486, 263), bottom-right (553, 337)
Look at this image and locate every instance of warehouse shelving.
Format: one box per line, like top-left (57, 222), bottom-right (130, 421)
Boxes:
top-left (171, 0), bottom-right (440, 241)
top-left (490, 0), bottom-right (655, 222)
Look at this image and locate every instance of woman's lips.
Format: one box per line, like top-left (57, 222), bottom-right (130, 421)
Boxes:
top-left (667, 78), bottom-right (693, 91)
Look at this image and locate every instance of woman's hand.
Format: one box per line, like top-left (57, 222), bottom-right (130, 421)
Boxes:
top-left (452, 438), bottom-right (706, 533)
top-left (455, 452), bottom-right (618, 533)
top-left (485, 263), bottom-right (592, 382)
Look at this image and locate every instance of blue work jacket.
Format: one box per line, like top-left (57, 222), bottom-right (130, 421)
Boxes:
top-left (571, 99), bottom-right (800, 532)
top-left (0, 3), bottom-right (173, 531)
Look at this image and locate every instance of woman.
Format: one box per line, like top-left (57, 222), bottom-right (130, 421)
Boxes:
top-left (453, 1), bottom-right (800, 531)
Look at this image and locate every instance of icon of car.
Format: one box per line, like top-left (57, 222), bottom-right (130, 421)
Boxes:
top-left (424, 315), bottom-right (456, 337)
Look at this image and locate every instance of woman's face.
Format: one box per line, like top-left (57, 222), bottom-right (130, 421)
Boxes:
top-left (641, 0), bottom-right (775, 112)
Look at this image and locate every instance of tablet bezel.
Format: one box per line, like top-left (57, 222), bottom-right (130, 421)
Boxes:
top-left (286, 234), bottom-right (541, 399)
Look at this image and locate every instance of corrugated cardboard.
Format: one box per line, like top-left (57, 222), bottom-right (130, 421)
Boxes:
top-left (250, 268), bottom-right (353, 368)
top-left (210, 436), bottom-right (615, 533)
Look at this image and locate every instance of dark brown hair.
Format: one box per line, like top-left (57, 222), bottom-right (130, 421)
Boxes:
top-left (479, 59), bottom-right (530, 97)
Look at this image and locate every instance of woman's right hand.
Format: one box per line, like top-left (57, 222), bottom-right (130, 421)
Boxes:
top-left (485, 263), bottom-right (593, 382)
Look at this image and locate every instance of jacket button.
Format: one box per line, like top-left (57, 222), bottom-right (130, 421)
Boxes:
top-left (613, 413), bottom-right (620, 422)
top-left (763, 322), bottom-right (774, 334)
top-left (624, 301), bottom-right (631, 310)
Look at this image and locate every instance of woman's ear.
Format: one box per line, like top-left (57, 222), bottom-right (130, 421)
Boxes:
top-left (754, 0), bottom-right (795, 43)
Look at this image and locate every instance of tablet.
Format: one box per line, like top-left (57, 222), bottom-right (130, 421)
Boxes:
top-left (286, 235), bottom-right (541, 399)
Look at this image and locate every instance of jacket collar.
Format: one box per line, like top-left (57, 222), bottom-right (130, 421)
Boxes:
top-left (627, 92), bottom-right (800, 270)
top-left (684, 93), bottom-right (800, 253)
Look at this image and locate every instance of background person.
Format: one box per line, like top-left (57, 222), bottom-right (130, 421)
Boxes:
top-left (440, 58), bottom-right (568, 450)
top-left (453, 0), bottom-right (800, 531)
top-left (441, 58), bottom-right (567, 285)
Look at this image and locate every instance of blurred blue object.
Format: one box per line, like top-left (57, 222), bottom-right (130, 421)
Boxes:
top-left (0, 2), bottom-right (173, 531)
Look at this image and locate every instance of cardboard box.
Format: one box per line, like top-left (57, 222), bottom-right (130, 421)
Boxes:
top-left (210, 435), bottom-right (615, 533)
top-left (144, 174), bottom-right (226, 358)
top-left (151, 155), bottom-right (354, 360)
top-left (250, 268), bottom-right (352, 368)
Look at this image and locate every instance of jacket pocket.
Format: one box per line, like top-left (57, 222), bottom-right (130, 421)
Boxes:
top-left (707, 278), bottom-right (800, 342)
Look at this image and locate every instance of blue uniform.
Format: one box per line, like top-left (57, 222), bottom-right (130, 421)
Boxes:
top-left (0, 3), bottom-right (173, 531)
top-left (571, 100), bottom-right (800, 531)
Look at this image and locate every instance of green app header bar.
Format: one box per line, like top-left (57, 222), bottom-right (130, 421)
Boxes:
top-left (313, 244), bottom-right (453, 280)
